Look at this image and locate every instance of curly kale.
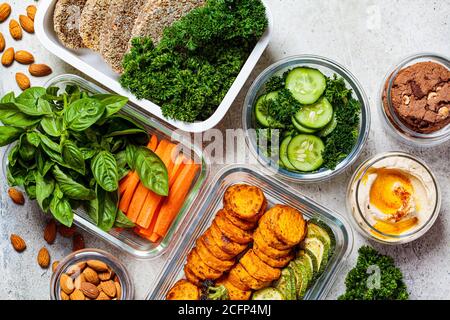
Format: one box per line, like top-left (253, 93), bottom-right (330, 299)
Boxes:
top-left (120, 0), bottom-right (268, 122)
top-left (261, 89), bottom-right (301, 125)
top-left (338, 246), bottom-right (409, 300)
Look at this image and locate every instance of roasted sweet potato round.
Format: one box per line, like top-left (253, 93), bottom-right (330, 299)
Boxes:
top-left (216, 278), bottom-right (251, 301)
top-left (224, 184), bottom-right (267, 222)
top-left (253, 241), bottom-right (294, 268)
top-left (257, 214), bottom-right (291, 250)
top-left (253, 228), bottom-right (292, 259)
top-left (229, 263), bottom-right (271, 291)
top-left (200, 232), bottom-right (236, 261)
top-left (239, 249), bottom-right (281, 282)
top-left (186, 249), bottom-right (222, 281)
top-left (266, 205), bottom-right (306, 246)
top-left (209, 222), bottom-right (248, 256)
top-left (223, 209), bottom-right (256, 231)
top-left (184, 264), bottom-right (203, 287)
top-left (166, 279), bottom-right (200, 300)
top-left (195, 237), bottom-right (235, 272)
top-left (214, 210), bottom-right (253, 244)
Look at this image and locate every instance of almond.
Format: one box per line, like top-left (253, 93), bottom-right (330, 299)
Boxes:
top-left (1, 47), bottom-right (13, 66)
top-left (96, 292), bottom-right (110, 300)
top-left (26, 5), bottom-right (37, 21)
top-left (0, 3), bottom-right (11, 22)
top-left (82, 267), bottom-right (100, 285)
top-left (115, 282), bottom-right (121, 300)
top-left (29, 63), bottom-right (52, 77)
top-left (74, 273), bottom-right (85, 290)
top-left (60, 273), bottom-right (75, 295)
top-left (8, 187), bottom-right (24, 205)
top-left (60, 291), bottom-right (70, 300)
top-left (58, 225), bottom-right (76, 238)
top-left (10, 234), bottom-right (26, 252)
top-left (80, 282), bottom-right (100, 299)
top-left (52, 261), bottom-right (60, 273)
top-left (98, 268), bottom-right (115, 281)
top-left (87, 260), bottom-right (108, 272)
top-left (16, 73), bottom-right (30, 91)
top-left (0, 32), bottom-right (5, 52)
top-left (66, 262), bottom-right (85, 276)
top-left (69, 289), bottom-right (85, 300)
top-left (14, 50), bottom-right (34, 64)
top-left (19, 15), bottom-right (34, 33)
top-left (101, 280), bottom-right (117, 298)
top-left (44, 220), bottom-right (57, 244)
top-left (72, 233), bottom-right (85, 252)
top-left (37, 247), bottom-right (50, 269)
top-left (9, 19), bottom-right (22, 40)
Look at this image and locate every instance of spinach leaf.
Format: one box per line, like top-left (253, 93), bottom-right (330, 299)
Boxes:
top-left (40, 115), bottom-right (63, 137)
top-left (50, 184), bottom-right (74, 227)
top-left (114, 209), bottom-right (135, 229)
top-left (0, 126), bottom-right (24, 146)
top-left (64, 98), bottom-right (106, 131)
top-left (26, 131), bottom-right (40, 147)
top-left (53, 165), bottom-right (96, 200)
top-left (35, 171), bottom-right (55, 212)
top-left (134, 146), bottom-right (169, 196)
top-left (62, 140), bottom-right (86, 175)
top-left (91, 151), bottom-right (119, 192)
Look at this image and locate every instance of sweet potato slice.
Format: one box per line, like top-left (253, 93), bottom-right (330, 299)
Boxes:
top-left (216, 278), bottom-right (251, 301)
top-left (253, 228), bottom-right (292, 259)
top-left (267, 205), bottom-right (306, 246)
top-left (213, 210), bottom-right (253, 244)
top-left (253, 241), bottom-right (294, 268)
top-left (184, 264), bottom-right (203, 287)
top-left (195, 237), bottom-right (235, 272)
top-left (209, 222), bottom-right (248, 256)
top-left (200, 232), bottom-right (236, 261)
top-left (166, 280), bottom-right (200, 300)
top-left (223, 209), bottom-right (256, 231)
top-left (224, 184), bottom-right (267, 222)
top-left (239, 249), bottom-right (281, 282)
top-left (229, 263), bottom-right (270, 290)
top-left (186, 249), bottom-right (222, 281)
top-left (257, 214), bottom-right (291, 250)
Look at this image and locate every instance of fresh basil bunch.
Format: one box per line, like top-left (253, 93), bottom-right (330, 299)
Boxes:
top-left (0, 86), bottom-right (168, 231)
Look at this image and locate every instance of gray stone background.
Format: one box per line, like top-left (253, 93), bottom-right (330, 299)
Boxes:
top-left (0, 0), bottom-right (449, 299)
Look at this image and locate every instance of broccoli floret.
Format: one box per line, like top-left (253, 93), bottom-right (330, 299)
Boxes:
top-left (200, 281), bottom-right (229, 300)
top-left (338, 246), bottom-right (409, 300)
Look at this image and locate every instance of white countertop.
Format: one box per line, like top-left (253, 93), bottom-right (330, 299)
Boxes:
top-left (0, 0), bottom-right (449, 300)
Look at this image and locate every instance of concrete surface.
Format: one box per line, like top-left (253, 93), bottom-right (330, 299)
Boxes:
top-left (0, 0), bottom-right (449, 300)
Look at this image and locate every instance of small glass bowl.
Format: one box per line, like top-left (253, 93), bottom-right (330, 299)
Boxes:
top-left (379, 53), bottom-right (450, 146)
top-left (346, 152), bottom-right (441, 244)
top-left (242, 55), bottom-right (371, 183)
top-left (50, 249), bottom-right (134, 300)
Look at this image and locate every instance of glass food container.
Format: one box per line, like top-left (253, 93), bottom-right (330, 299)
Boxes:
top-left (1, 74), bottom-right (209, 259)
top-left (346, 152), bottom-right (441, 244)
top-left (243, 55), bottom-right (371, 183)
top-left (50, 249), bottom-right (134, 300)
top-left (147, 165), bottom-right (354, 300)
top-left (379, 53), bottom-right (450, 146)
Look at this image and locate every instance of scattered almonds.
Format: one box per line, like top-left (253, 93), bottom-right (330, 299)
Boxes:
top-left (72, 233), bottom-right (85, 252)
top-left (52, 261), bottom-right (60, 273)
top-left (58, 225), bottom-right (77, 238)
top-left (15, 72), bottom-right (30, 90)
top-left (10, 234), bottom-right (26, 252)
top-left (14, 50), bottom-right (34, 64)
top-left (0, 3), bottom-right (11, 22)
top-left (29, 63), bottom-right (53, 77)
top-left (1, 47), bottom-right (14, 66)
top-left (37, 247), bottom-right (51, 269)
top-left (0, 32), bottom-right (4, 52)
top-left (19, 14), bottom-right (34, 33)
top-left (44, 220), bottom-right (57, 244)
top-left (26, 5), bottom-right (37, 21)
top-left (8, 187), bottom-right (24, 205)
top-left (9, 19), bottom-right (22, 40)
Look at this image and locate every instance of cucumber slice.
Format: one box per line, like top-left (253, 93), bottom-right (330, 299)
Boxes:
top-left (318, 112), bottom-right (338, 137)
top-left (252, 288), bottom-right (285, 300)
top-left (285, 68), bottom-right (327, 104)
top-left (279, 136), bottom-right (297, 170)
top-left (295, 98), bottom-right (333, 129)
top-left (274, 268), bottom-right (297, 300)
top-left (300, 238), bottom-right (325, 273)
top-left (287, 135), bottom-right (325, 171)
top-left (292, 116), bottom-right (317, 133)
top-left (254, 92), bottom-right (284, 128)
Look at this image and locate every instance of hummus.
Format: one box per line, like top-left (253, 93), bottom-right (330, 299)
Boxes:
top-left (348, 154), bottom-right (438, 242)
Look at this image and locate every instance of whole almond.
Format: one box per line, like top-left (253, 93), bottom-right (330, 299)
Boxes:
top-left (115, 282), bottom-right (121, 300)
top-left (60, 291), bottom-right (70, 300)
top-left (96, 291), bottom-right (110, 300)
top-left (98, 268), bottom-right (115, 281)
top-left (74, 273), bottom-right (85, 290)
top-left (70, 289), bottom-right (85, 300)
top-left (27, 5), bottom-right (37, 21)
top-left (58, 225), bottom-right (76, 238)
top-left (0, 3), bottom-right (11, 22)
top-left (72, 233), bottom-right (85, 252)
top-left (65, 262), bottom-right (85, 276)
top-left (0, 32), bottom-right (5, 52)
top-left (29, 63), bottom-right (53, 77)
top-left (1, 47), bottom-right (14, 66)
top-left (8, 187), bottom-right (24, 205)
top-left (87, 260), bottom-right (108, 272)
top-left (10, 234), bottom-right (26, 252)
top-left (101, 280), bottom-right (116, 298)
top-left (15, 50), bottom-right (34, 64)
top-left (83, 267), bottom-right (100, 285)
top-left (9, 19), bottom-right (22, 40)
top-left (52, 261), bottom-right (60, 273)
top-left (37, 247), bottom-right (50, 269)
top-left (80, 282), bottom-right (100, 299)
top-left (44, 220), bottom-right (57, 244)
top-left (19, 15), bottom-right (34, 33)
top-left (60, 273), bottom-right (75, 295)
top-left (16, 73), bottom-right (30, 91)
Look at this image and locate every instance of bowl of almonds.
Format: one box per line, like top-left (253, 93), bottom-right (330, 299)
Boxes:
top-left (50, 249), bottom-right (133, 300)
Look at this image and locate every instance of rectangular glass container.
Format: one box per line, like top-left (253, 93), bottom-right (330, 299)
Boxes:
top-left (147, 165), bottom-right (354, 300)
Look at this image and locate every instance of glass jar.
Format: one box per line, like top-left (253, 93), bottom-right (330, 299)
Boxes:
top-left (50, 249), bottom-right (134, 300)
top-left (379, 53), bottom-right (450, 146)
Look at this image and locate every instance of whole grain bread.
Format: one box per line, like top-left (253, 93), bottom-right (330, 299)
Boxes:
top-left (79, 0), bottom-right (110, 52)
top-left (53, 0), bottom-right (88, 50)
top-left (130, 0), bottom-right (205, 47)
top-left (99, 0), bottom-right (146, 73)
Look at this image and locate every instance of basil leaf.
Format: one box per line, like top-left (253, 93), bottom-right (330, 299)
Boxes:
top-left (114, 209), bottom-right (135, 229)
top-left (41, 115), bottom-right (63, 137)
top-left (0, 126), bottom-right (24, 147)
top-left (91, 151), bottom-right (119, 192)
top-left (38, 133), bottom-right (61, 153)
top-left (25, 183), bottom-right (36, 200)
top-left (100, 190), bottom-right (118, 232)
top-left (7, 163), bottom-right (27, 187)
top-left (26, 131), bottom-right (40, 147)
top-left (35, 171), bottom-right (55, 212)
top-left (52, 165), bottom-right (96, 200)
top-left (62, 140), bottom-right (85, 175)
top-left (13, 99), bottom-right (52, 116)
top-left (134, 146), bottom-right (169, 196)
top-left (19, 136), bottom-right (36, 161)
top-left (80, 147), bottom-right (96, 160)
top-left (87, 186), bottom-right (104, 225)
top-left (16, 87), bottom-right (46, 105)
top-left (92, 94), bottom-right (128, 118)
top-left (64, 98), bottom-right (106, 131)
top-left (36, 149), bottom-right (54, 176)
top-left (0, 103), bottom-right (41, 127)
top-left (50, 184), bottom-right (74, 227)
top-left (125, 144), bottom-right (137, 169)
top-left (1, 92), bottom-right (16, 103)
top-left (8, 144), bottom-right (20, 166)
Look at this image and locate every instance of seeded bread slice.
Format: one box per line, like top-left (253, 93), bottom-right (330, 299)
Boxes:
top-left (99, 0), bottom-right (146, 74)
top-left (130, 0), bottom-right (205, 47)
top-left (79, 0), bottom-right (110, 52)
top-left (53, 0), bottom-right (88, 50)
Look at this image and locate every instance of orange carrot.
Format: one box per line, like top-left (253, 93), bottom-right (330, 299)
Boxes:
top-left (119, 174), bottom-right (131, 196)
top-left (118, 172), bottom-right (140, 214)
top-left (149, 233), bottom-right (160, 243)
top-left (169, 153), bottom-right (186, 186)
top-left (148, 135), bottom-right (158, 151)
top-left (153, 160), bottom-right (200, 238)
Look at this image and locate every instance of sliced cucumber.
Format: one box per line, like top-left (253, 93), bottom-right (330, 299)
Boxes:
top-left (286, 134), bottom-right (325, 172)
top-left (318, 112), bottom-right (338, 137)
top-left (279, 136), bottom-right (297, 170)
top-left (274, 268), bottom-right (297, 300)
top-left (292, 116), bottom-right (317, 134)
top-left (285, 68), bottom-right (327, 104)
top-left (294, 98), bottom-right (333, 129)
top-left (252, 288), bottom-right (285, 300)
top-left (254, 92), bottom-right (284, 128)
top-left (289, 261), bottom-right (310, 299)
top-left (300, 238), bottom-right (325, 273)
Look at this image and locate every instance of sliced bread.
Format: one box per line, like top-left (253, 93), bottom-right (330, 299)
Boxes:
top-left (53, 0), bottom-right (88, 50)
top-left (79, 0), bottom-right (110, 52)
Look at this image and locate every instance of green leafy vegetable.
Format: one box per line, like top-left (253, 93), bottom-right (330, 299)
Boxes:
top-left (62, 140), bottom-right (86, 175)
top-left (64, 98), bottom-right (105, 131)
top-left (50, 184), bottom-right (74, 227)
top-left (91, 151), bottom-right (119, 192)
top-left (134, 146), bottom-right (169, 196)
top-left (35, 171), bottom-right (55, 212)
top-left (53, 165), bottom-right (96, 200)
top-left (0, 127), bottom-right (24, 146)
top-left (114, 209), bottom-right (135, 228)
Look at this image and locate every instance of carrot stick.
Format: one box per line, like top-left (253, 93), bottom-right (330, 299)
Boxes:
top-left (169, 153), bottom-right (186, 186)
top-left (118, 172), bottom-right (140, 214)
top-left (149, 233), bottom-right (160, 243)
top-left (119, 174), bottom-right (131, 196)
top-left (153, 160), bottom-right (200, 238)
top-left (148, 135), bottom-right (158, 151)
